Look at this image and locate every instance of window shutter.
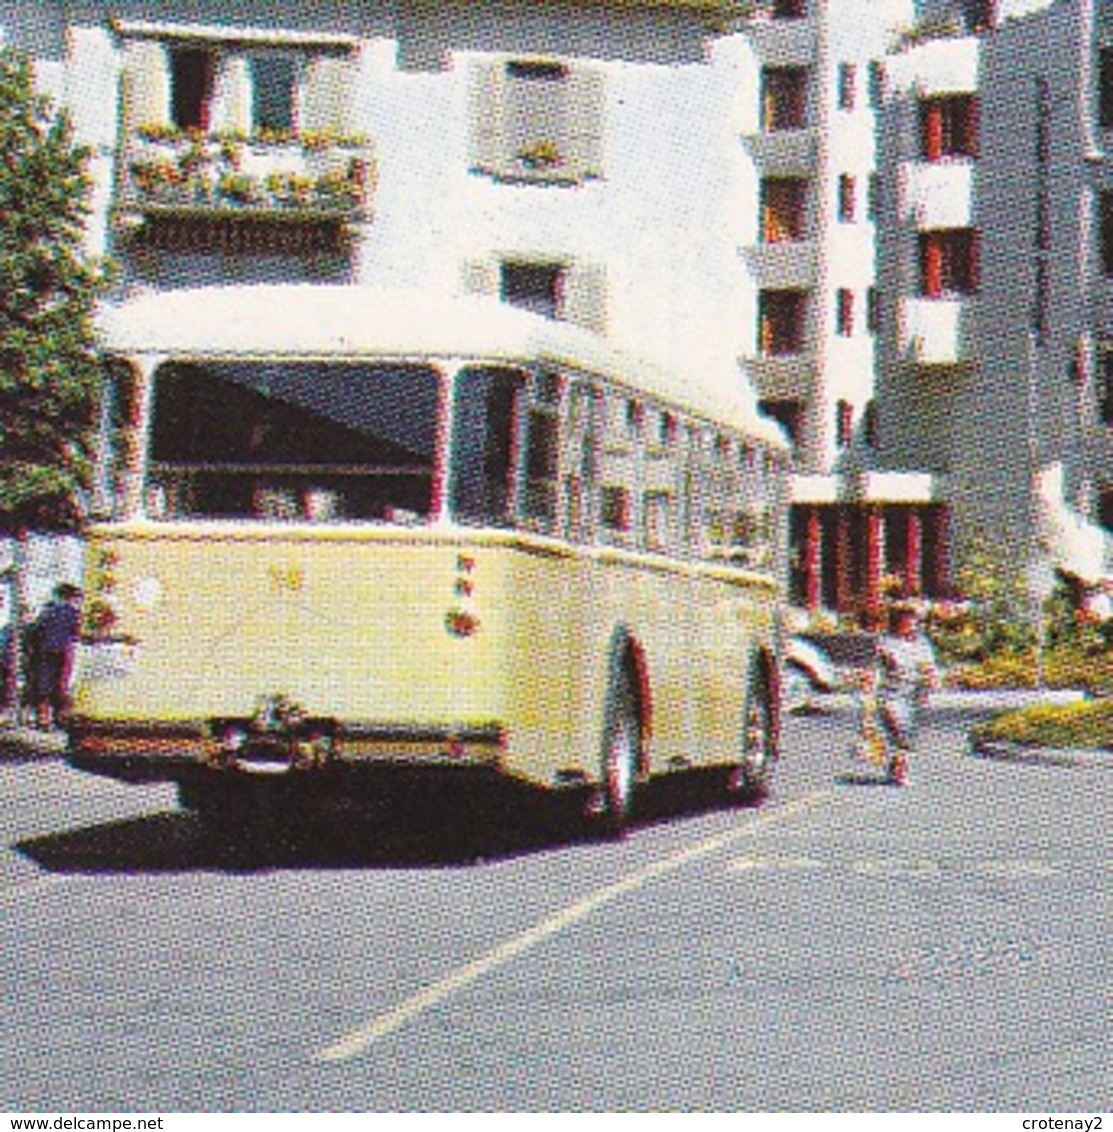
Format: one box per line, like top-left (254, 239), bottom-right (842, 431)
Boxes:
top-left (565, 66), bottom-right (605, 180)
top-left (461, 259), bottom-right (499, 297)
top-left (122, 39), bottom-right (170, 129)
top-left (469, 59), bottom-right (507, 174)
top-left (561, 263), bottom-right (608, 334)
top-left (212, 54), bottom-right (252, 135)
top-left (301, 54), bottom-right (351, 135)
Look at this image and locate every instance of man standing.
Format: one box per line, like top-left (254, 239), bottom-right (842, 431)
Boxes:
top-left (34, 583), bottom-right (82, 730)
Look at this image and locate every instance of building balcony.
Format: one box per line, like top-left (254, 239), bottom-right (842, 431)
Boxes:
top-left (742, 239), bottom-right (819, 289)
top-left (742, 128), bottom-right (818, 175)
top-left (744, 15), bottom-right (818, 67)
top-left (898, 160), bottom-right (975, 229)
top-left (741, 349), bottom-right (817, 399)
top-left (115, 127), bottom-right (375, 235)
top-left (898, 296), bottom-right (973, 366)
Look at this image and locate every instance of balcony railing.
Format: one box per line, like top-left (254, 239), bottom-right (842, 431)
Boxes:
top-left (899, 296), bottom-right (972, 366)
top-left (898, 160), bottom-right (975, 229)
top-left (745, 13), bottom-right (817, 67)
top-left (116, 127), bottom-right (375, 228)
top-left (742, 239), bottom-right (819, 290)
top-left (742, 128), bottom-right (818, 175)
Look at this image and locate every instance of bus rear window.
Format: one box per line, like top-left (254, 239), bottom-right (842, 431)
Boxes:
top-left (146, 361), bottom-right (441, 523)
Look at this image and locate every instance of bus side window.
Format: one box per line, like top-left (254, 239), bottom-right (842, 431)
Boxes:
top-left (643, 406), bottom-right (681, 555)
top-left (598, 389), bottom-right (644, 546)
top-left (519, 371), bottom-right (562, 532)
top-left (562, 380), bottom-right (599, 543)
top-left (680, 424), bottom-right (703, 557)
top-left (451, 367), bottom-right (525, 527)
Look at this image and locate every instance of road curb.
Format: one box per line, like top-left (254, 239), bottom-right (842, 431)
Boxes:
top-left (0, 724), bottom-right (67, 761)
top-left (968, 738), bottom-right (1112, 771)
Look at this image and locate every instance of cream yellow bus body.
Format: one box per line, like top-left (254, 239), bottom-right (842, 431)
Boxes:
top-left (69, 286), bottom-right (789, 828)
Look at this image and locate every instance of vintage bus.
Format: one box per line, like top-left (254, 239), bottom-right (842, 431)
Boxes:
top-left (68, 284), bottom-right (791, 833)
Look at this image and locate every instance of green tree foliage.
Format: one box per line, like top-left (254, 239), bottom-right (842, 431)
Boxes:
top-left (0, 46), bottom-right (109, 530)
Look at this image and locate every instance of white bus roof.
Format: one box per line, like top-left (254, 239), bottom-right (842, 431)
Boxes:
top-left (96, 284), bottom-right (788, 448)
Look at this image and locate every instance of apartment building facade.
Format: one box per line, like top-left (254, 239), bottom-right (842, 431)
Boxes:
top-left (3, 0), bottom-right (764, 382)
top-left (17, 1), bottom-right (1108, 615)
top-left (875, 0), bottom-right (1113, 601)
top-left (0, 0), bottom-right (932, 614)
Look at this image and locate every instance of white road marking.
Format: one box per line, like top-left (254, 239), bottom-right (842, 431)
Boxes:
top-left (852, 857), bottom-right (943, 878)
top-left (973, 859), bottom-right (1058, 879)
top-left (726, 855), bottom-right (827, 873)
top-left (312, 789), bottom-right (834, 1064)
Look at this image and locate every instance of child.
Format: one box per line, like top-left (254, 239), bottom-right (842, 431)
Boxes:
top-left (871, 601), bottom-right (940, 785)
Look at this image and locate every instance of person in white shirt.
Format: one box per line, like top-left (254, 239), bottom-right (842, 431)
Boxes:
top-left (872, 601), bottom-right (940, 786)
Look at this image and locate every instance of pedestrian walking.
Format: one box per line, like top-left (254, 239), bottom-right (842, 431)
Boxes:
top-left (870, 599), bottom-right (940, 785)
top-left (33, 583), bottom-right (83, 730)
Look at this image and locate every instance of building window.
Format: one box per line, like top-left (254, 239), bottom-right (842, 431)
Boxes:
top-left (868, 173), bottom-right (880, 220)
top-left (863, 399), bottom-right (880, 449)
top-left (1101, 193), bottom-right (1113, 276)
top-left (771, 0), bottom-right (807, 17)
top-left (763, 67), bottom-right (809, 132)
top-left (170, 47), bottom-right (214, 130)
top-left (963, 0), bottom-right (997, 34)
top-left (835, 400), bottom-right (853, 448)
top-left (868, 61), bottom-right (885, 109)
top-left (251, 53), bottom-right (299, 134)
top-left (123, 37), bottom-right (358, 143)
top-left (759, 290), bottom-right (809, 356)
top-left (838, 63), bottom-right (856, 111)
top-left (836, 288), bottom-right (854, 336)
top-left (1033, 257), bottom-right (1050, 346)
top-left (1100, 349), bottom-right (1113, 426)
top-left (1035, 192), bottom-right (1051, 251)
top-left (867, 287), bottom-right (881, 334)
top-left (920, 95), bottom-right (979, 161)
top-left (919, 229), bottom-right (981, 297)
top-left (472, 57), bottom-right (605, 183)
top-left (838, 174), bottom-right (856, 222)
top-left (501, 261), bottom-right (565, 319)
top-left (762, 177), bottom-right (808, 242)
top-left (601, 485), bottom-right (632, 533)
top-left (1102, 49), bottom-right (1113, 130)
top-left (758, 398), bottom-right (805, 449)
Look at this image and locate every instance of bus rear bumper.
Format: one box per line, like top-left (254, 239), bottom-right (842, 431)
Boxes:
top-left (66, 717), bottom-right (509, 785)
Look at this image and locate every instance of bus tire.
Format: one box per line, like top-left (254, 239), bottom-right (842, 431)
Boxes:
top-left (598, 671), bottom-right (641, 838)
top-left (738, 660), bottom-right (777, 799)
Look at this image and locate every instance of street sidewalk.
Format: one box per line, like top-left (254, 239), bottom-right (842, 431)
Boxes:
top-left (0, 718), bottom-right (68, 760)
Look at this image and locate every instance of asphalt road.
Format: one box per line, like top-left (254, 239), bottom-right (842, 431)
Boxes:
top-left (1, 711), bottom-right (1109, 1113)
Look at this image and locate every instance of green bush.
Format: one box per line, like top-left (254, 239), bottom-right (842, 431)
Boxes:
top-left (972, 700), bottom-right (1113, 749)
top-left (948, 647), bottom-right (1113, 695)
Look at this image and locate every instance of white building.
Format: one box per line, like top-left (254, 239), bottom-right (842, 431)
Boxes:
top-left (8, 0), bottom-right (1010, 615)
top-left (874, 0), bottom-right (1113, 603)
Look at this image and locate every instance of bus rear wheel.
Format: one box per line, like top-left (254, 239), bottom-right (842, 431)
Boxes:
top-left (738, 666), bottom-right (776, 799)
top-left (598, 678), bottom-right (640, 837)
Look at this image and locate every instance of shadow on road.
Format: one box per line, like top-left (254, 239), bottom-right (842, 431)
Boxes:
top-left (14, 775), bottom-right (764, 875)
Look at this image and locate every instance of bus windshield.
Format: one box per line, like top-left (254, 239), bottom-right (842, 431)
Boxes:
top-left (145, 361), bottom-right (441, 522)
